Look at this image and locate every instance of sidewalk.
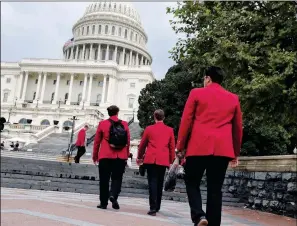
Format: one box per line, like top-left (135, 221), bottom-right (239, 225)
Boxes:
top-left (1, 188), bottom-right (296, 226)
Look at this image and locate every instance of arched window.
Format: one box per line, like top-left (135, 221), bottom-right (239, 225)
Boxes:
top-left (19, 118), bottom-right (27, 124)
top-left (82, 27), bottom-right (84, 35)
top-left (127, 94), bottom-right (136, 109)
top-left (77, 93), bottom-right (82, 103)
top-left (96, 94), bottom-right (102, 104)
top-left (87, 26), bottom-right (89, 35)
top-left (135, 34), bottom-right (138, 42)
top-left (118, 27), bottom-right (122, 36)
top-left (92, 25), bottom-right (95, 34)
top-left (105, 25), bottom-right (108, 34)
top-left (2, 92), bottom-right (9, 102)
top-left (112, 26), bottom-right (115, 35)
top-left (40, 119), bottom-right (50, 126)
top-left (124, 29), bottom-right (127, 38)
top-left (98, 25), bottom-right (102, 34)
top-left (63, 120), bottom-right (73, 128)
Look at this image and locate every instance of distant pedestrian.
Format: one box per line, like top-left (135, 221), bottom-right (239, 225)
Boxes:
top-left (1, 141), bottom-right (4, 150)
top-left (93, 105), bottom-right (130, 210)
top-left (137, 109), bottom-right (175, 216)
top-left (176, 66), bottom-right (243, 226)
top-left (74, 125), bottom-right (89, 163)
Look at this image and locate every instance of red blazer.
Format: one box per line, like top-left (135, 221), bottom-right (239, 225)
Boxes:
top-left (75, 128), bottom-right (86, 147)
top-left (138, 122), bottom-right (175, 167)
top-left (92, 116), bottom-right (130, 162)
top-left (177, 83), bottom-right (243, 159)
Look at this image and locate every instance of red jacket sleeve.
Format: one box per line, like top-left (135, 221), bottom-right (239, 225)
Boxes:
top-left (137, 127), bottom-right (149, 159)
top-left (169, 128), bottom-right (176, 164)
top-left (177, 89), bottom-right (197, 151)
top-left (76, 129), bottom-right (86, 146)
top-left (124, 121), bottom-right (131, 157)
top-left (92, 122), bottom-right (103, 162)
top-left (232, 96), bottom-right (243, 157)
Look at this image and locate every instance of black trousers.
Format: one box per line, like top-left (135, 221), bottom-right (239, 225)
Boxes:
top-left (146, 164), bottom-right (167, 211)
top-left (184, 156), bottom-right (230, 226)
top-left (74, 146), bottom-right (86, 163)
top-left (98, 158), bottom-right (126, 206)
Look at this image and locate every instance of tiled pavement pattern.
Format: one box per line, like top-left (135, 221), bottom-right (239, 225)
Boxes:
top-left (1, 188), bottom-right (295, 226)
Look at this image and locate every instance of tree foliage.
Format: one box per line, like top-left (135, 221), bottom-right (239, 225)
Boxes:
top-left (138, 1), bottom-right (297, 156)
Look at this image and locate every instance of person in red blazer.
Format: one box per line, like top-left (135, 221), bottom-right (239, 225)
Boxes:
top-left (92, 105), bottom-right (130, 210)
top-left (176, 66), bottom-right (243, 226)
top-left (74, 125), bottom-right (89, 163)
top-left (137, 109), bottom-right (175, 216)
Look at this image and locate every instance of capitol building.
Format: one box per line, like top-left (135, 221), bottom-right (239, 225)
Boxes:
top-left (1, 2), bottom-right (154, 142)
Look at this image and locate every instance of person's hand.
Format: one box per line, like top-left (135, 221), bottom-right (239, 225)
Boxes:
top-left (176, 150), bottom-right (185, 159)
top-left (93, 160), bottom-right (98, 165)
top-left (230, 157), bottom-right (239, 168)
top-left (136, 158), bottom-right (143, 166)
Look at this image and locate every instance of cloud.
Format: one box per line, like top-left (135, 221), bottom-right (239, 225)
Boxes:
top-left (1, 2), bottom-right (178, 79)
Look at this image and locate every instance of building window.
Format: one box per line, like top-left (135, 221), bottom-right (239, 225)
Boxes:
top-left (35, 79), bottom-right (38, 84)
top-left (77, 93), bottom-right (82, 103)
top-left (118, 27), bottom-right (122, 36)
top-left (87, 26), bottom-right (89, 35)
top-left (40, 119), bottom-right (50, 126)
top-left (98, 25), bottom-right (102, 34)
top-left (80, 81), bottom-right (83, 86)
top-left (6, 78), bottom-right (11, 83)
top-left (105, 25), bottom-right (108, 34)
top-left (51, 92), bottom-right (55, 101)
top-left (19, 118), bottom-right (27, 124)
top-left (53, 80), bottom-right (56, 85)
top-left (130, 83), bottom-right (135, 88)
top-left (124, 29), bottom-right (127, 38)
top-left (92, 25), bottom-right (95, 34)
top-left (98, 81), bottom-right (103, 87)
top-left (64, 93), bottom-right (68, 101)
top-left (66, 80), bottom-right (70, 85)
top-left (128, 97), bottom-right (135, 108)
top-left (135, 34), bottom-right (138, 42)
top-left (33, 92), bottom-right (36, 100)
top-left (3, 92), bottom-right (8, 102)
top-left (112, 26), bottom-right (115, 35)
top-left (82, 27), bottom-right (84, 35)
top-left (96, 94), bottom-right (102, 104)
top-left (78, 28), bottom-right (80, 36)
top-left (130, 31), bottom-right (133, 41)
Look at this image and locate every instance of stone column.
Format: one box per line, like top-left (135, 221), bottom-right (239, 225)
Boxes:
top-left (141, 56), bottom-right (144, 65)
top-left (81, 73), bottom-right (88, 105)
top-left (70, 46), bottom-right (74, 59)
top-left (129, 50), bottom-right (133, 66)
top-left (75, 45), bottom-right (79, 60)
top-left (86, 74), bottom-right (93, 106)
top-left (82, 44), bottom-right (86, 60)
top-left (33, 72), bottom-right (42, 103)
top-left (114, 46), bottom-right (118, 62)
top-left (121, 48), bottom-right (126, 65)
top-left (40, 73), bottom-right (47, 103)
top-left (101, 75), bottom-right (107, 105)
top-left (53, 73), bottom-right (60, 104)
top-left (17, 72), bottom-right (24, 100)
top-left (89, 44), bottom-right (93, 60)
top-left (105, 45), bottom-right (109, 60)
top-left (97, 44), bottom-right (101, 60)
top-left (66, 73), bottom-right (74, 105)
top-left (21, 71), bottom-right (29, 101)
top-left (136, 53), bottom-right (139, 66)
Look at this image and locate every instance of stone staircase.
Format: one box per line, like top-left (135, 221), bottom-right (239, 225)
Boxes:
top-left (0, 156), bottom-right (244, 207)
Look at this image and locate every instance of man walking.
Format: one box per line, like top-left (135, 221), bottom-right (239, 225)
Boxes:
top-left (137, 109), bottom-right (175, 216)
top-left (74, 125), bottom-right (89, 163)
top-left (92, 105), bottom-right (130, 210)
top-left (176, 66), bottom-right (243, 226)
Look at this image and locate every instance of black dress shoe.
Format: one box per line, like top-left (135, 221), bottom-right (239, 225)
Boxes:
top-left (97, 204), bottom-right (107, 209)
top-left (195, 216), bottom-right (208, 226)
top-left (147, 210), bottom-right (157, 216)
top-left (109, 196), bottom-right (120, 210)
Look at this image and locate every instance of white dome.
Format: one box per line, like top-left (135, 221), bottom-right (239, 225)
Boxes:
top-left (84, 1), bottom-right (141, 25)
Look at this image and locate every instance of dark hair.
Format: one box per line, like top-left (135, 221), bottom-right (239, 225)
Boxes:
top-left (107, 105), bottom-right (120, 116)
top-left (84, 125), bottom-right (89, 129)
top-left (154, 109), bottom-right (165, 121)
top-left (205, 66), bottom-right (224, 84)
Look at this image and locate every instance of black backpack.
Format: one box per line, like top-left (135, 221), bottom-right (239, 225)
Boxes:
top-left (108, 119), bottom-right (128, 150)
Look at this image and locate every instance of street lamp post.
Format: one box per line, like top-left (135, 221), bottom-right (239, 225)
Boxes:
top-left (67, 116), bottom-right (78, 162)
top-left (14, 97), bottom-right (17, 107)
top-left (58, 99), bottom-right (61, 109)
top-left (7, 107), bottom-right (12, 123)
top-left (81, 100), bottom-right (85, 110)
top-left (36, 98), bottom-right (39, 108)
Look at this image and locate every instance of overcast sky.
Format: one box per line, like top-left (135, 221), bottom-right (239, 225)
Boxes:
top-left (1, 2), bottom-right (179, 79)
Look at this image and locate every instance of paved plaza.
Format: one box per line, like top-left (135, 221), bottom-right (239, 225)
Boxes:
top-left (1, 187), bottom-right (295, 226)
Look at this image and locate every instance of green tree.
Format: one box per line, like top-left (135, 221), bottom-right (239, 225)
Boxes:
top-left (138, 1), bottom-right (297, 155)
